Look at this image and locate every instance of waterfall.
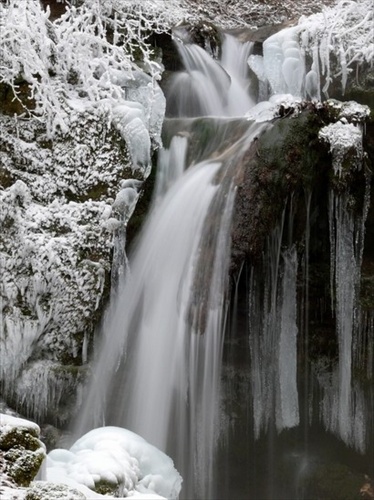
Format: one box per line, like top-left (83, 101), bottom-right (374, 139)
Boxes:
top-left (77, 143), bottom-right (257, 499)
top-left (76, 31), bottom-right (265, 497)
top-left (167, 33), bottom-right (255, 117)
top-left (75, 21), bottom-right (372, 500)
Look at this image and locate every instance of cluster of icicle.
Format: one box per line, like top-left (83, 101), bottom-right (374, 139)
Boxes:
top-left (249, 0), bottom-right (373, 100)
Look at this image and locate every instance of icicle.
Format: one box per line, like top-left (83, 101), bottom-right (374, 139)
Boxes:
top-left (325, 188), bottom-right (370, 451)
top-left (276, 248), bottom-right (299, 431)
top-left (13, 361), bottom-right (83, 425)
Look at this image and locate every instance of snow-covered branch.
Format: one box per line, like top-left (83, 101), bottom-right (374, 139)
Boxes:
top-left (0, 0), bottom-right (175, 138)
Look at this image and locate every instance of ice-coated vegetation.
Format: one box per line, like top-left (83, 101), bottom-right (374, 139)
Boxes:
top-left (0, 0), bottom-right (167, 147)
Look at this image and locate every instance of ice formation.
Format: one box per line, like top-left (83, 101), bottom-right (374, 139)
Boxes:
top-left (318, 187), bottom-right (369, 452)
top-left (319, 122), bottom-right (363, 177)
top-left (250, 0), bottom-right (373, 100)
top-left (249, 230), bottom-right (300, 437)
top-left (314, 97), bottom-right (370, 452)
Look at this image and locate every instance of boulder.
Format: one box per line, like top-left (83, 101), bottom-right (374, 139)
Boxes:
top-left (0, 414), bottom-right (46, 488)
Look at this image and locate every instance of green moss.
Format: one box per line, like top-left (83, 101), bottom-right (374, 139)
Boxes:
top-left (95, 479), bottom-right (119, 495)
top-left (0, 427), bottom-right (40, 451)
top-left (256, 110), bottom-right (329, 190)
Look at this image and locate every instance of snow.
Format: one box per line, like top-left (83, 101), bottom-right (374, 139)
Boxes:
top-left (0, 421), bottom-right (181, 499)
top-left (319, 121), bottom-right (363, 177)
top-left (245, 94), bottom-right (303, 122)
top-left (0, 413), bottom-right (40, 435)
top-left (0, 0), bottom-right (166, 174)
top-left (46, 427), bottom-right (182, 500)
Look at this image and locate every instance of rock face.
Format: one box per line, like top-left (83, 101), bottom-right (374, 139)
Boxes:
top-left (0, 110), bottom-right (132, 425)
top-left (0, 1), bottom-right (165, 425)
top-left (0, 413), bottom-right (88, 499)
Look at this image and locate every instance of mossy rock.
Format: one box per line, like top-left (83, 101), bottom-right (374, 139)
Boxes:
top-left (25, 482), bottom-right (86, 500)
top-left (0, 427), bottom-right (40, 451)
top-left (4, 445), bottom-right (45, 487)
top-left (95, 478), bottom-right (120, 495)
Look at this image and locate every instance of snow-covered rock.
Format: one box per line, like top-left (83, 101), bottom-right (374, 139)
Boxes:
top-left (0, 416), bottom-right (180, 499)
top-left (0, 0), bottom-right (166, 424)
top-left (0, 414), bottom-right (46, 488)
top-left (319, 100), bottom-right (370, 178)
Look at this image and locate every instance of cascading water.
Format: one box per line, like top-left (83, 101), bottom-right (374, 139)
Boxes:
top-left (76, 32), bottom-right (266, 499)
top-left (167, 33), bottom-right (255, 117)
top-left (76, 22), bottom-right (373, 500)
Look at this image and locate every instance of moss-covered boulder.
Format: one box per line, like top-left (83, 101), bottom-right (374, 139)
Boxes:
top-left (25, 482), bottom-right (86, 500)
top-left (0, 414), bottom-right (46, 488)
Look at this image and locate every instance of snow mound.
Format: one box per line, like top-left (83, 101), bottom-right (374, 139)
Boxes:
top-left (0, 414), bottom-right (41, 436)
top-left (47, 427), bottom-right (182, 500)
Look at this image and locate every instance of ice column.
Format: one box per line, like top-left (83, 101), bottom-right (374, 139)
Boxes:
top-left (262, 26), bottom-right (305, 98)
top-left (249, 222), bottom-right (299, 437)
top-left (277, 248), bottom-right (299, 431)
top-left (320, 118), bottom-right (370, 451)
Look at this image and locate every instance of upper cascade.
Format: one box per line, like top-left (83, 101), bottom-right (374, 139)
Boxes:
top-left (166, 32), bottom-right (255, 117)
